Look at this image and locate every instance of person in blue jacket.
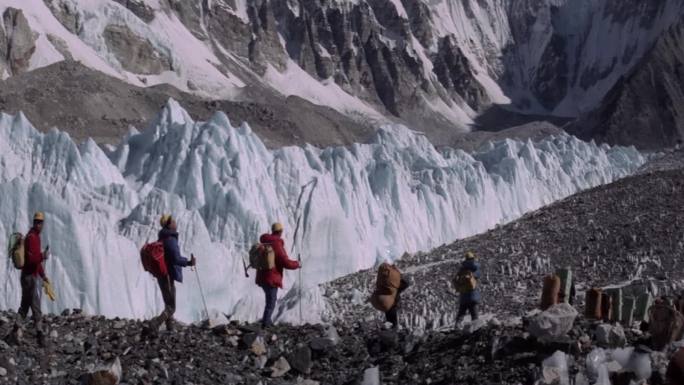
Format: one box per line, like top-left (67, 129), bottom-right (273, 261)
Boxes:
top-left (456, 251), bottom-right (481, 324)
top-left (147, 214), bottom-right (195, 334)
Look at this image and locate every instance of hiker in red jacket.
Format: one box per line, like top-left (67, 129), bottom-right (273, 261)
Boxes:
top-left (15, 212), bottom-right (50, 346)
top-left (256, 222), bottom-right (300, 328)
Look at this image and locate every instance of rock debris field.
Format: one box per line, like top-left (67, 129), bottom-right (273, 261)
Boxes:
top-left (0, 149), bottom-right (683, 385)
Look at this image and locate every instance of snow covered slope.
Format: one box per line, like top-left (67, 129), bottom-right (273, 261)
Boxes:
top-left (0, 101), bottom-right (645, 323)
top-left (3, 0), bottom-right (682, 145)
top-left (0, 0), bottom-right (245, 97)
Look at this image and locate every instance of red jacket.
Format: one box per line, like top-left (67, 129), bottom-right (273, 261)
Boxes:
top-left (23, 228), bottom-right (46, 279)
top-left (255, 233), bottom-right (300, 288)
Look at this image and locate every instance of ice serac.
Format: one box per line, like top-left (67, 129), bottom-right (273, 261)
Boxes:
top-left (0, 100), bottom-right (645, 323)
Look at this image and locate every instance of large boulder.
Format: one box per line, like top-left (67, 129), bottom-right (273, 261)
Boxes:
top-left (595, 324), bottom-right (627, 348)
top-left (79, 357), bottom-right (121, 385)
top-left (360, 366), bottom-right (380, 385)
top-left (528, 303), bottom-right (578, 342)
top-left (541, 351), bottom-right (569, 385)
top-left (289, 344), bottom-right (313, 374)
top-left (270, 356), bottom-right (291, 378)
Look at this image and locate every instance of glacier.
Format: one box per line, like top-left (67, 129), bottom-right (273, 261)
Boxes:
top-left (0, 100), bottom-right (645, 324)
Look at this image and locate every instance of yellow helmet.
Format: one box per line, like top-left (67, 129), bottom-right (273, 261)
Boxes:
top-left (34, 212), bottom-right (45, 221)
top-left (160, 214), bottom-right (173, 228)
top-left (465, 251), bottom-right (476, 260)
top-left (271, 222), bottom-right (284, 233)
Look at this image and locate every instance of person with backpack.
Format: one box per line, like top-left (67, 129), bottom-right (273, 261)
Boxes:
top-left (384, 271), bottom-right (409, 329)
top-left (13, 212), bottom-right (50, 346)
top-left (145, 214), bottom-right (196, 334)
top-left (455, 251), bottom-right (481, 325)
top-left (369, 262), bottom-right (409, 329)
top-left (256, 222), bottom-right (300, 328)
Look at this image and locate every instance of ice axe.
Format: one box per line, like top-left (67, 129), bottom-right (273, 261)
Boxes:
top-left (242, 257), bottom-right (250, 278)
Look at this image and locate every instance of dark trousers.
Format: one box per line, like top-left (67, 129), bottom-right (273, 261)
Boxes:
top-left (151, 276), bottom-right (176, 330)
top-left (18, 274), bottom-right (43, 334)
top-left (261, 285), bottom-right (278, 327)
top-left (385, 292), bottom-right (401, 328)
top-left (457, 301), bottom-right (479, 321)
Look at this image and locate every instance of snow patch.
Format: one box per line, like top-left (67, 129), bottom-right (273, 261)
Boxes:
top-left (263, 60), bottom-right (387, 124)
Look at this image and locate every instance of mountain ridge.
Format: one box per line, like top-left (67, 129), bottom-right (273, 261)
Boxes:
top-left (0, 0), bottom-right (682, 148)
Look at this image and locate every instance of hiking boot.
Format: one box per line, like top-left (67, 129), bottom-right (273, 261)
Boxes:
top-left (141, 323), bottom-right (158, 339)
top-left (37, 332), bottom-right (47, 348)
top-left (5, 325), bottom-right (23, 346)
top-left (165, 319), bottom-right (176, 332)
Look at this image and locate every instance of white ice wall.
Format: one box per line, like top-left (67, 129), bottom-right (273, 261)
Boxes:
top-left (0, 100), bottom-right (645, 323)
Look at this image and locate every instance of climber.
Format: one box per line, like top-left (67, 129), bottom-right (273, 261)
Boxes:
top-left (13, 212), bottom-right (50, 347)
top-left (385, 272), bottom-right (410, 329)
top-left (256, 222), bottom-right (301, 328)
top-left (455, 251), bottom-right (481, 326)
top-left (369, 262), bottom-right (410, 329)
top-left (145, 214), bottom-right (196, 334)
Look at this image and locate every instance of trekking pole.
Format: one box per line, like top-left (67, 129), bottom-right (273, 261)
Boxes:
top-left (298, 253), bottom-right (303, 324)
top-left (192, 256), bottom-right (210, 320)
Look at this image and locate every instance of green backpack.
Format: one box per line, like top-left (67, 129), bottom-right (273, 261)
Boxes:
top-left (8, 232), bottom-right (25, 269)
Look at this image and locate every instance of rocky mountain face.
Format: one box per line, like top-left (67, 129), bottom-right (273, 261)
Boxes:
top-left (569, 15), bottom-right (684, 150)
top-left (1, 0), bottom-right (684, 148)
top-left (0, 7), bottom-right (36, 76)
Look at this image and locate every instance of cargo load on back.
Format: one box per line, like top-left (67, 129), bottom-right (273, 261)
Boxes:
top-left (370, 263), bottom-right (401, 312)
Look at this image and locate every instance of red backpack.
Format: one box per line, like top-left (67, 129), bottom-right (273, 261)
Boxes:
top-left (140, 241), bottom-right (168, 278)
